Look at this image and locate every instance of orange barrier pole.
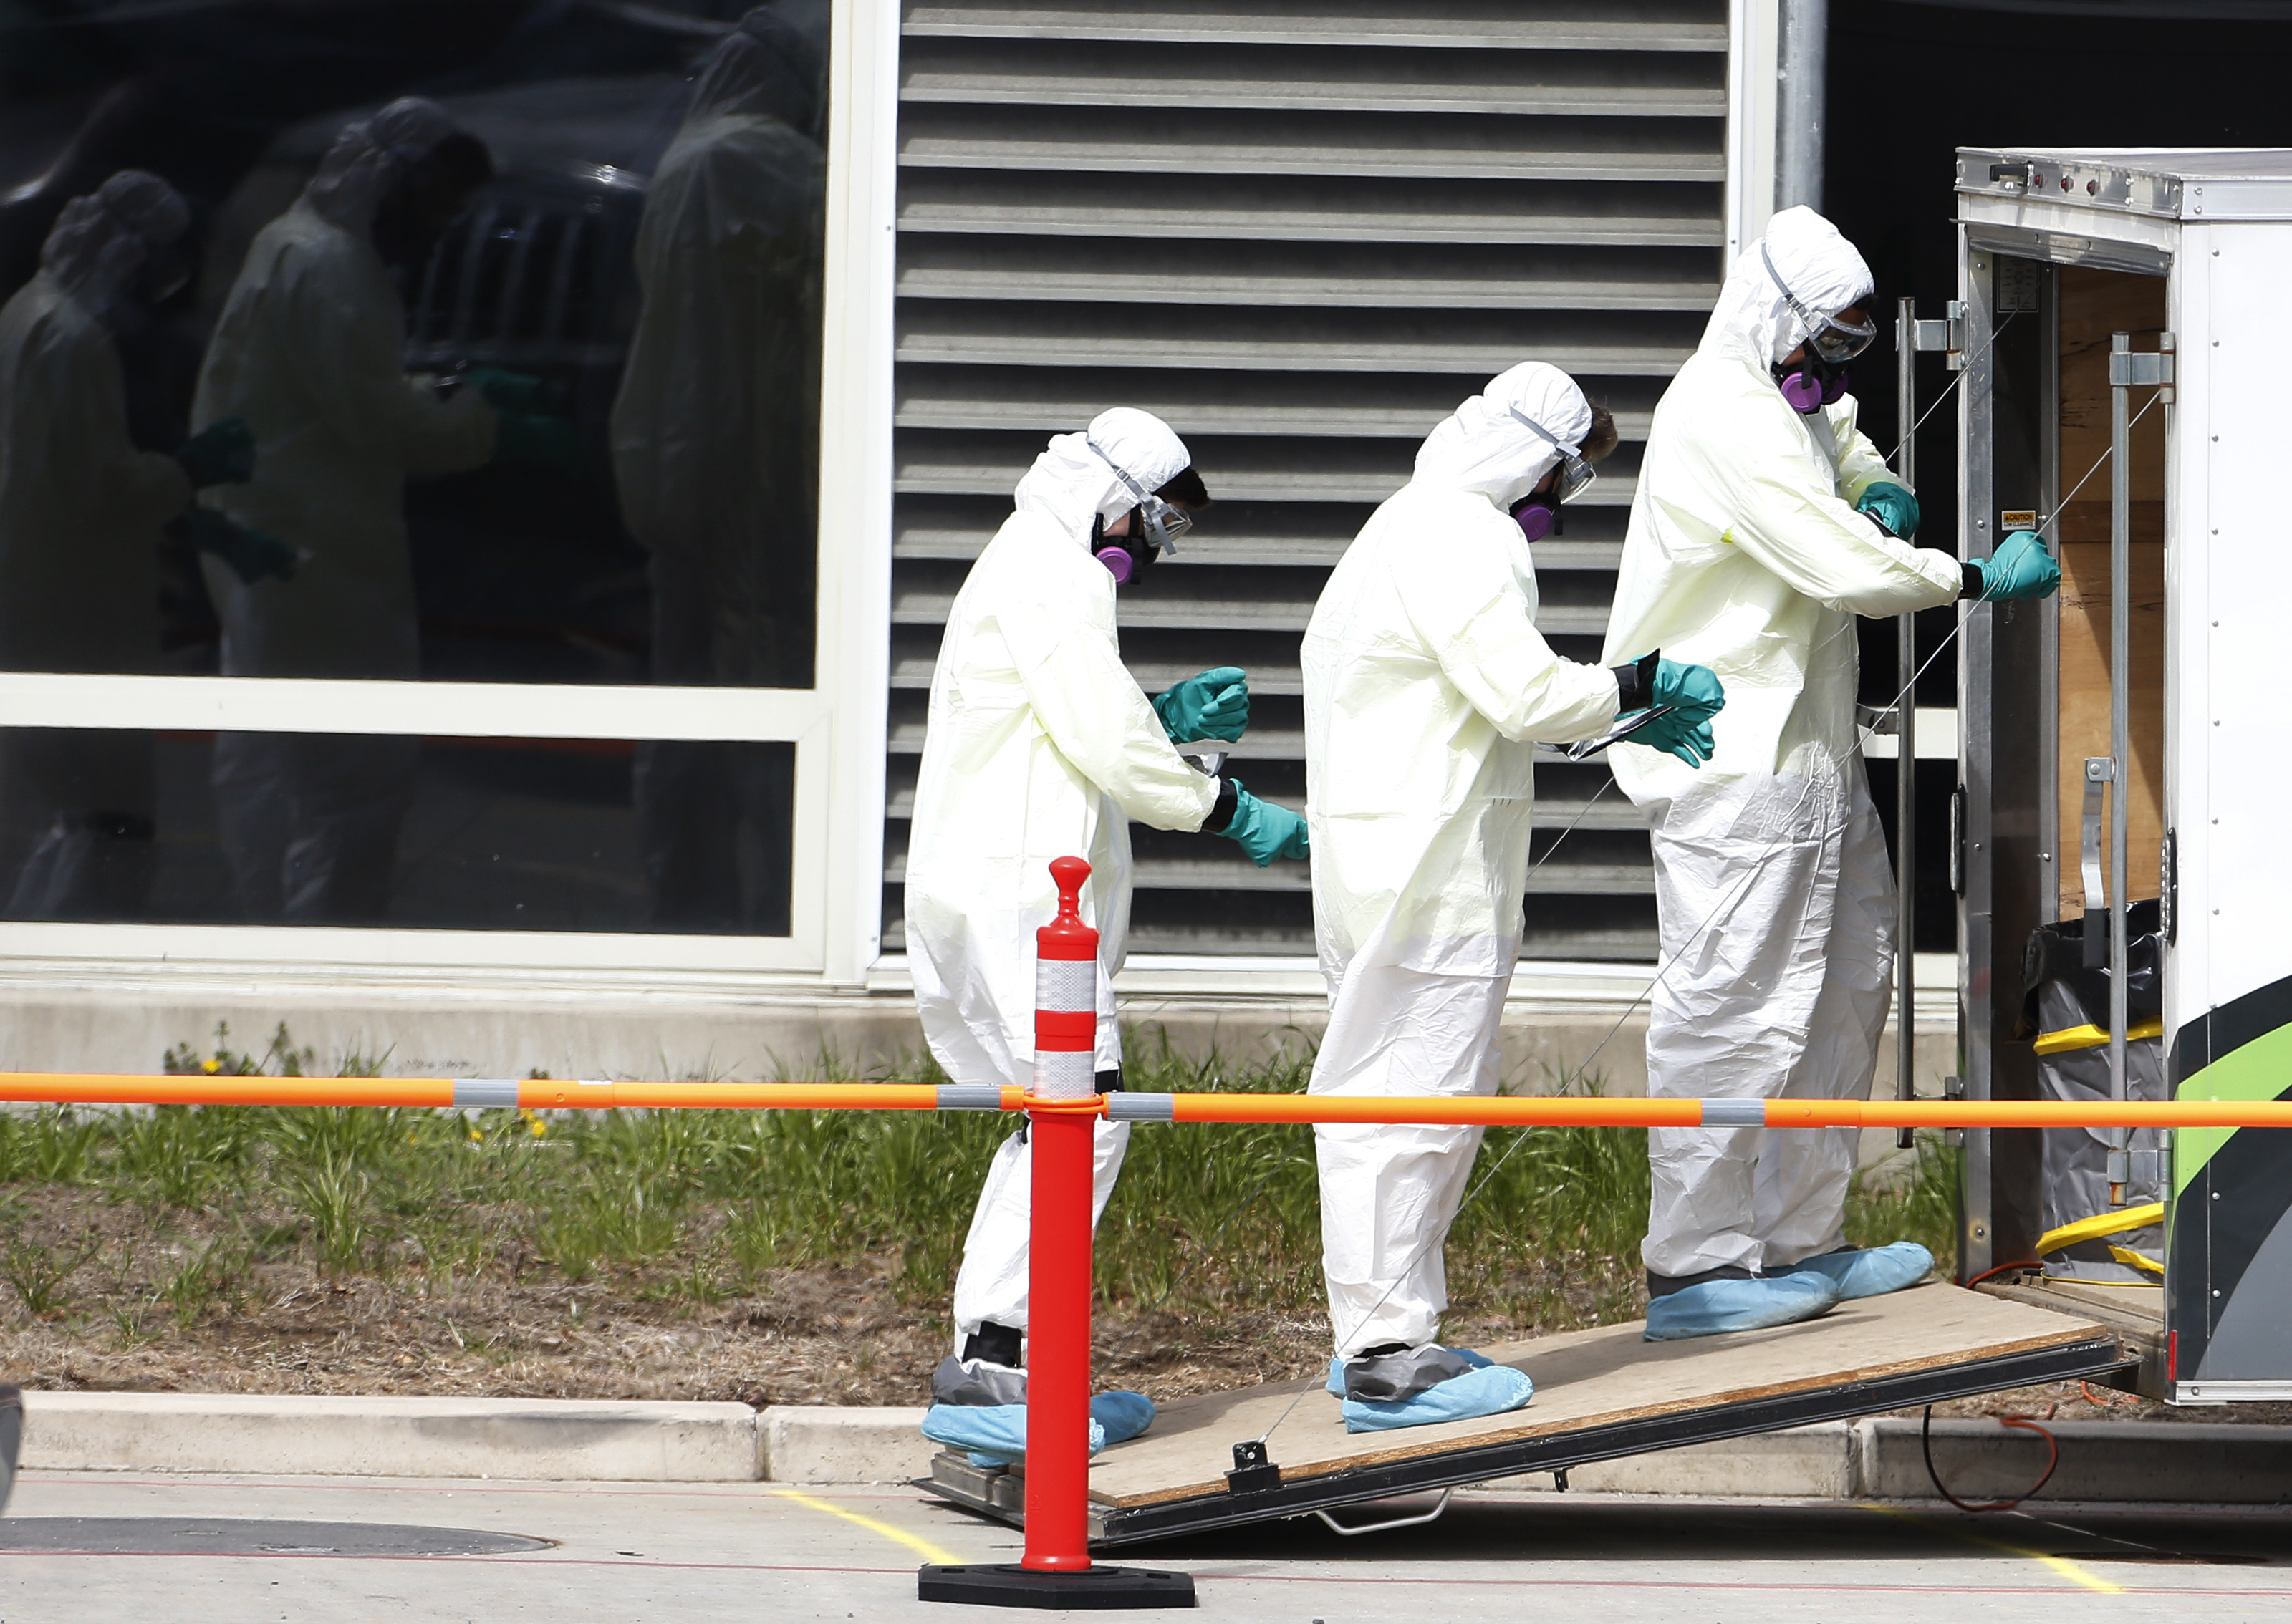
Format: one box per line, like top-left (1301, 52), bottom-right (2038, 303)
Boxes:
top-left (1124, 1094), bottom-right (2292, 1131)
top-left (0, 1076), bottom-right (975, 1112)
top-left (0, 1075), bottom-right (2283, 1130)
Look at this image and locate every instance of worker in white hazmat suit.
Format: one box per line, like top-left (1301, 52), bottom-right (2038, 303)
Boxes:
top-left (1304, 362), bottom-right (1725, 1431)
top-left (911, 407), bottom-right (1307, 1465)
top-left (1602, 206), bottom-right (2059, 1341)
top-left (195, 98), bottom-right (569, 923)
top-left (0, 170), bottom-right (276, 916)
top-left (611, 3), bottom-right (827, 931)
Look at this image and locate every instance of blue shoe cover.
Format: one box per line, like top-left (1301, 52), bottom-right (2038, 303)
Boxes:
top-left (920, 1391), bottom-right (1157, 1468)
top-left (1642, 1272), bottom-right (1843, 1341)
top-left (1338, 1362), bottom-right (1533, 1434)
top-left (1092, 1389), bottom-right (1156, 1446)
top-left (1324, 1345), bottom-right (1491, 1397)
top-left (1781, 1242), bottom-right (1933, 1300)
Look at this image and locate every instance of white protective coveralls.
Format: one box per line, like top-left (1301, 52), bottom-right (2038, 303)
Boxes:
top-left (1304, 362), bottom-right (1628, 1356)
top-left (0, 173), bottom-right (194, 915)
top-left (907, 409), bottom-right (1218, 1347)
top-left (1599, 207), bottom-right (1963, 1281)
top-left (611, 4), bottom-right (827, 929)
top-left (193, 98), bottom-right (498, 922)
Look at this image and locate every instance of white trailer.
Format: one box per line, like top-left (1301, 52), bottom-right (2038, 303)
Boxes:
top-left (1953, 147), bottom-right (2292, 1401)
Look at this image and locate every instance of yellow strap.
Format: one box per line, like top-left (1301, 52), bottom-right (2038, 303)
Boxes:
top-left (2106, 1244), bottom-right (2165, 1275)
top-left (2034, 1020), bottom-right (2165, 1056)
top-left (2036, 1201), bottom-right (2165, 1257)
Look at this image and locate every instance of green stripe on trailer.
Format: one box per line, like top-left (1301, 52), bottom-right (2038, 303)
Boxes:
top-left (2175, 1020), bottom-right (2292, 1194)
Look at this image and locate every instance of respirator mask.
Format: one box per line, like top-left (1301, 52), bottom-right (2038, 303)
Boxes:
top-left (1087, 435), bottom-right (1193, 584)
top-left (1504, 406), bottom-right (1597, 542)
top-left (1761, 242), bottom-right (1875, 414)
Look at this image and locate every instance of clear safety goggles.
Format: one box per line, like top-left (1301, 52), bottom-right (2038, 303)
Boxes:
top-left (1506, 407), bottom-right (1597, 503)
top-left (1760, 243), bottom-right (1877, 364)
top-left (1087, 436), bottom-right (1193, 554)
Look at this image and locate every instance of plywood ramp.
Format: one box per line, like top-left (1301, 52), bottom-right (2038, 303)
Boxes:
top-left (1086, 1283), bottom-right (2105, 1510)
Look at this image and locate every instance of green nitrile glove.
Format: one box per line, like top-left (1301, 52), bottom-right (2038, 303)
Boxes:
top-left (1650, 658), bottom-right (1725, 722)
top-left (1631, 712), bottom-right (1716, 768)
top-left (175, 415), bottom-right (254, 488)
top-left (1214, 778), bottom-right (1308, 866)
top-left (1972, 530), bottom-right (2061, 601)
top-left (491, 410), bottom-right (582, 471)
top-left (461, 365), bottom-right (562, 416)
top-left (1617, 658), bottom-right (1724, 768)
top-left (1152, 665), bottom-right (1249, 744)
top-left (1855, 480), bottom-right (1920, 539)
top-left (176, 506), bottom-right (296, 585)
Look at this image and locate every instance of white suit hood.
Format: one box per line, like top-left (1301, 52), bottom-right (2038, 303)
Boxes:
top-left (1703, 206), bottom-right (1874, 369)
top-left (1412, 360), bottom-right (1592, 510)
top-left (1011, 406), bottom-right (1190, 543)
top-left (303, 97), bottom-right (463, 237)
top-left (39, 170), bottom-right (189, 311)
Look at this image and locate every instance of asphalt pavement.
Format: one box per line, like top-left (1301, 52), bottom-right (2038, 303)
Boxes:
top-left (0, 1470), bottom-right (2284, 1622)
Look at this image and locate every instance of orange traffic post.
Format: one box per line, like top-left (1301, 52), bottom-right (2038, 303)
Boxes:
top-left (918, 857), bottom-right (1194, 1610)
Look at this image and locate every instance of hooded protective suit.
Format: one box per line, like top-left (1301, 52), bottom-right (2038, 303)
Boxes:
top-left (194, 98), bottom-right (498, 922)
top-left (611, 4), bottom-right (829, 929)
top-left (1303, 362), bottom-right (1629, 1359)
top-left (0, 172), bottom-right (196, 916)
top-left (907, 407), bottom-right (1218, 1355)
top-left (1600, 207), bottom-right (1964, 1283)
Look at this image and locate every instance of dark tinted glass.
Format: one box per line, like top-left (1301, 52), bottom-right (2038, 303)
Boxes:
top-left (0, 729), bottom-right (793, 935)
top-left (0, 4), bottom-right (826, 688)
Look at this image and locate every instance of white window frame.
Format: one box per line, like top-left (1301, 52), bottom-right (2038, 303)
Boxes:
top-left (0, 0), bottom-right (900, 990)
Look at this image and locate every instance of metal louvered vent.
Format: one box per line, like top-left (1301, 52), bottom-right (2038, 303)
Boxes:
top-left (885, 1), bottom-right (1728, 960)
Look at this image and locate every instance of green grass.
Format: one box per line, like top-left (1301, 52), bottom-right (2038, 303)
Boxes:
top-left (0, 1022), bottom-right (1960, 1337)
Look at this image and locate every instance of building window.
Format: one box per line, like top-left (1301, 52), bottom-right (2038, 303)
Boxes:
top-left (0, 1), bottom-right (894, 976)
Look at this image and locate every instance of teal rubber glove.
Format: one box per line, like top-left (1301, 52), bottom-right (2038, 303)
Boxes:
top-left (176, 507), bottom-right (296, 585)
top-left (1855, 480), bottom-right (1920, 539)
top-left (175, 415), bottom-right (254, 488)
top-left (1215, 778), bottom-right (1308, 866)
top-left (1617, 657), bottom-right (1723, 767)
top-left (1973, 530), bottom-right (2061, 601)
top-left (1632, 713), bottom-right (1716, 768)
top-left (460, 365), bottom-right (563, 415)
top-left (492, 410), bottom-right (582, 471)
top-left (1650, 658), bottom-right (1725, 722)
top-left (1152, 666), bottom-right (1249, 744)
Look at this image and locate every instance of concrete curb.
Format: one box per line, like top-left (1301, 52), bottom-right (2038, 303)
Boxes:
top-left (21, 1393), bottom-right (761, 1482)
top-left (16, 1396), bottom-right (2291, 1502)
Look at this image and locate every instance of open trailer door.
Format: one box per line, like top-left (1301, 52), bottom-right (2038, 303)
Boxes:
top-left (1952, 147), bottom-right (2292, 1406)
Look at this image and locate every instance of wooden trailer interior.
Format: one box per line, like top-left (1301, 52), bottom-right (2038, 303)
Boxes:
top-left (2054, 265), bottom-right (2167, 918)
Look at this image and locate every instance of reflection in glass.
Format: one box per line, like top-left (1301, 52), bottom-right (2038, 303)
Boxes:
top-left (611, 12), bottom-right (826, 926)
top-left (0, 172), bottom-right (200, 917)
top-left (0, 730), bottom-right (793, 936)
top-left (0, 2), bottom-right (828, 691)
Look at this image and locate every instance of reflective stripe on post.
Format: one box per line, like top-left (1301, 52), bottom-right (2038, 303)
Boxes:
top-left (1024, 855), bottom-right (1098, 1574)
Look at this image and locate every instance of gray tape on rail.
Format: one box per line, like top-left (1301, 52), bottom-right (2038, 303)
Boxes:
top-left (1105, 1093), bottom-right (1175, 1123)
top-left (935, 1085), bottom-right (1006, 1111)
top-left (1700, 1099), bottom-right (1768, 1127)
top-left (453, 1079), bottom-right (522, 1108)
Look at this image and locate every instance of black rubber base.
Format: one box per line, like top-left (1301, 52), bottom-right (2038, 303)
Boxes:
top-left (918, 1562), bottom-right (1196, 1609)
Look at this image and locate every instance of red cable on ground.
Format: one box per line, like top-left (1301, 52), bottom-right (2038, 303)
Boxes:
top-left (1961, 1260), bottom-right (2042, 1288)
top-left (1920, 1404), bottom-right (2061, 1513)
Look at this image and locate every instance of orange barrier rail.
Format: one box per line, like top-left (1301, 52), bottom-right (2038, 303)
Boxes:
top-left (0, 1075), bottom-right (2281, 1130)
top-left (1140, 1094), bottom-right (2292, 1130)
top-left (0, 1075), bottom-right (974, 1112)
